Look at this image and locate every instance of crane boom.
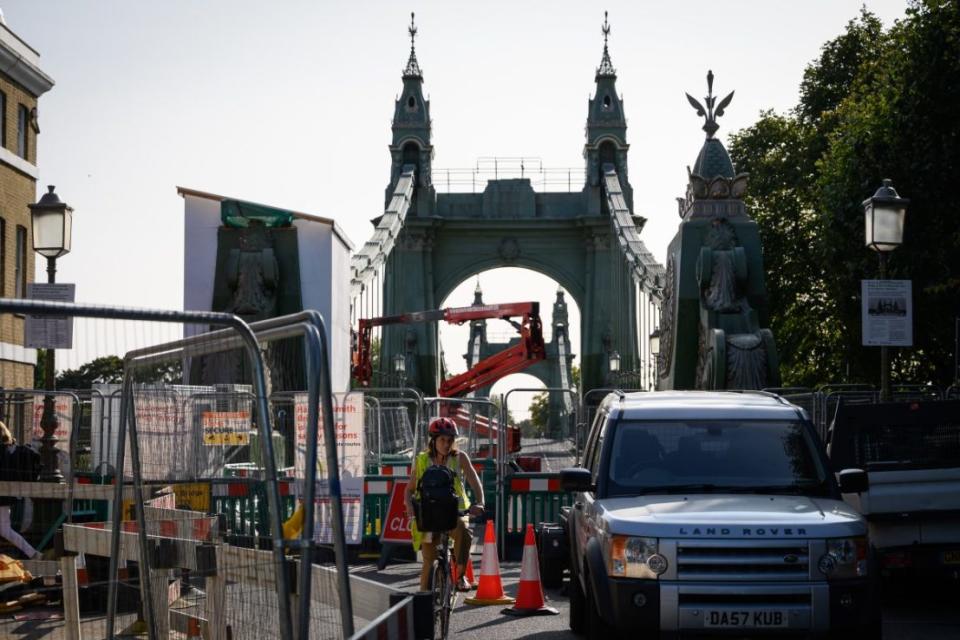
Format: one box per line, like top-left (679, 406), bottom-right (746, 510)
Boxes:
top-left (351, 301), bottom-right (546, 396)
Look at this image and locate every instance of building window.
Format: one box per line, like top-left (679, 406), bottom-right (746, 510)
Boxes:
top-left (15, 225), bottom-right (27, 298)
top-left (17, 104), bottom-right (28, 159)
top-left (0, 91), bottom-right (6, 149)
top-left (0, 218), bottom-right (5, 297)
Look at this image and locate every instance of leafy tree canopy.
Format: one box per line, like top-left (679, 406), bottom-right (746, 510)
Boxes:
top-left (56, 355), bottom-right (124, 390)
top-left (728, 1), bottom-right (960, 387)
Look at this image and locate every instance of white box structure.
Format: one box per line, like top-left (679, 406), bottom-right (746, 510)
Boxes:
top-left (178, 187), bottom-right (354, 393)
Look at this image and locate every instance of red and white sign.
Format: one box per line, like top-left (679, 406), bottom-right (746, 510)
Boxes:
top-left (294, 392), bottom-right (365, 544)
top-left (380, 480), bottom-right (413, 544)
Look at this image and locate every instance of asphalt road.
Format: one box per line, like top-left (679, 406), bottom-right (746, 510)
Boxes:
top-left (359, 561), bottom-right (960, 639)
top-left (2, 561), bottom-right (957, 638)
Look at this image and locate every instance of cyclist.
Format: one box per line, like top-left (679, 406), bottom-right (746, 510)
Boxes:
top-left (404, 417), bottom-right (485, 592)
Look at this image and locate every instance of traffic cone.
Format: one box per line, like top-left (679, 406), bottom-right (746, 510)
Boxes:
top-left (450, 556), bottom-right (477, 589)
top-left (502, 524), bottom-right (559, 616)
top-left (464, 521), bottom-right (514, 606)
top-left (465, 556), bottom-right (477, 588)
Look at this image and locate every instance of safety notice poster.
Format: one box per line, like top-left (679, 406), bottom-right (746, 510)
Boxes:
top-left (294, 392), bottom-right (365, 544)
top-left (862, 279), bottom-right (913, 347)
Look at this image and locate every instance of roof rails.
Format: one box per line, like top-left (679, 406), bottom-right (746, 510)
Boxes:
top-left (722, 389), bottom-right (794, 406)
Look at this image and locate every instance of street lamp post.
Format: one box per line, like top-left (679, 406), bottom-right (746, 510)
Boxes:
top-left (29, 185), bottom-right (73, 482)
top-left (607, 350), bottom-right (621, 386)
top-left (863, 178), bottom-right (908, 403)
top-left (393, 352), bottom-right (406, 387)
top-left (649, 329), bottom-right (661, 391)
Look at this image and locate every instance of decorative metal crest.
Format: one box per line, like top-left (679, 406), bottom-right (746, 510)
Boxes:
top-left (685, 70), bottom-right (734, 139)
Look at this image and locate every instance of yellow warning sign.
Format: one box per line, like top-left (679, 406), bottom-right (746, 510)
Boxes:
top-left (175, 483), bottom-right (211, 513)
top-left (202, 411), bottom-right (251, 446)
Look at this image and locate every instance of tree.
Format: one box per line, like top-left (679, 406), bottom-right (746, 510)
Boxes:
top-left (56, 356), bottom-right (124, 389)
top-left (528, 392), bottom-right (549, 437)
top-left (54, 355), bottom-right (182, 389)
top-left (728, 2), bottom-right (960, 387)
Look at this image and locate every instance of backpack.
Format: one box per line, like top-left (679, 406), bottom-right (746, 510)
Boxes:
top-left (416, 463), bottom-right (459, 532)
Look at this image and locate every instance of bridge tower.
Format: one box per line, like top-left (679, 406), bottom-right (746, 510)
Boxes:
top-left (370, 13), bottom-right (663, 395)
top-left (385, 12), bottom-right (435, 217)
top-left (584, 12), bottom-right (632, 215)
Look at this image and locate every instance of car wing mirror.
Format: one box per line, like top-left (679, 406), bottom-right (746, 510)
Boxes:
top-left (838, 468), bottom-right (869, 494)
top-left (560, 467), bottom-right (595, 493)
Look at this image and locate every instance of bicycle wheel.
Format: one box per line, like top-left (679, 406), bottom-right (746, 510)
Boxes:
top-left (429, 559), bottom-right (450, 640)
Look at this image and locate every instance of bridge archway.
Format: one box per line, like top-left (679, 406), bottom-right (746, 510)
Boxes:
top-left (437, 268), bottom-right (579, 403)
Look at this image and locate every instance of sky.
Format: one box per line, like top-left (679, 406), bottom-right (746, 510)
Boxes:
top-left (2, 1), bottom-right (910, 389)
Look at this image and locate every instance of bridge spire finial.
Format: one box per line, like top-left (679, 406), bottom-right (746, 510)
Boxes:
top-left (404, 12), bottom-right (422, 78)
top-left (597, 11), bottom-right (616, 78)
top-left (685, 69), bottom-right (734, 139)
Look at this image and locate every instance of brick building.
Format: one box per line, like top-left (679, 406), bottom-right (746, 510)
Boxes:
top-left (0, 15), bottom-right (55, 389)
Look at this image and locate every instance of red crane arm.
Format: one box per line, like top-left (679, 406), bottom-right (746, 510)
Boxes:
top-left (351, 301), bottom-right (545, 392)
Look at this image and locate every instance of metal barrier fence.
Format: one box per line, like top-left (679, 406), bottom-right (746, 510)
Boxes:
top-left (0, 300), bottom-right (358, 640)
top-left (500, 387), bottom-right (577, 558)
top-left (761, 383), bottom-right (947, 444)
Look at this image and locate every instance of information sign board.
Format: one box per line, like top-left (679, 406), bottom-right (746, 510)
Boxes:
top-left (25, 283), bottom-right (75, 349)
top-left (862, 279), bottom-right (913, 347)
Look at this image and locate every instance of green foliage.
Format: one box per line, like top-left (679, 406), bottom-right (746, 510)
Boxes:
top-left (55, 355), bottom-right (182, 390)
top-left (729, 1), bottom-right (960, 387)
top-left (526, 392), bottom-right (549, 438)
top-left (34, 350), bottom-right (47, 389)
top-left (56, 355), bottom-right (124, 389)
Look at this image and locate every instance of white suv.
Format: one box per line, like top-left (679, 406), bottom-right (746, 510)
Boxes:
top-left (560, 390), bottom-right (881, 638)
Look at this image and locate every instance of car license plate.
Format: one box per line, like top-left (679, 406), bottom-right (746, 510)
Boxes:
top-left (704, 609), bottom-right (788, 628)
top-left (943, 550), bottom-right (960, 564)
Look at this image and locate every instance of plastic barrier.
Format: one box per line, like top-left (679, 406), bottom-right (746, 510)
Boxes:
top-left (502, 472), bottom-right (572, 560)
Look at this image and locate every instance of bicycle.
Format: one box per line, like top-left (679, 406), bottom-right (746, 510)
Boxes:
top-left (421, 508), bottom-right (473, 640)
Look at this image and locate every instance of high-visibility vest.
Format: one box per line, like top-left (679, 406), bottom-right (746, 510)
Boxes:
top-left (410, 450), bottom-right (471, 551)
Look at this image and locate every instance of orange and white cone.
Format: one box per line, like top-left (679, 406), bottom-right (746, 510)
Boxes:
top-left (451, 556), bottom-right (478, 590)
top-left (502, 524), bottom-right (559, 616)
top-left (464, 520), bottom-right (514, 606)
top-left (465, 556), bottom-right (477, 587)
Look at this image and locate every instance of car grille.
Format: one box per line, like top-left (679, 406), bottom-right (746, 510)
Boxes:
top-left (676, 539), bottom-right (810, 581)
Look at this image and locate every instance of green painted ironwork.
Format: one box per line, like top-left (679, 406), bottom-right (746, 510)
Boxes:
top-left (376, 14), bottom-right (660, 394)
top-left (221, 199), bottom-right (295, 228)
top-left (657, 71), bottom-right (780, 391)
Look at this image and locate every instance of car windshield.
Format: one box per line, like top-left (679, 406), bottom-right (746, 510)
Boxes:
top-left (606, 420), bottom-right (830, 497)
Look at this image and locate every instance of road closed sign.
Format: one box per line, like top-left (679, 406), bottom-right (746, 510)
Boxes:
top-left (380, 480), bottom-right (413, 544)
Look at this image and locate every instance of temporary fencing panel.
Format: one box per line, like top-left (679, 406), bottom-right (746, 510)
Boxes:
top-left (0, 301), bottom-right (357, 640)
top-left (498, 388), bottom-right (578, 559)
top-left (357, 387), bottom-right (421, 468)
top-left (96, 309), bottom-right (293, 640)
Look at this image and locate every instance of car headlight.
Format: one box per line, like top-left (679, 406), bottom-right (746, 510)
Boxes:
top-left (818, 536), bottom-right (868, 579)
top-left (607, 536), bottom-right (666, 579)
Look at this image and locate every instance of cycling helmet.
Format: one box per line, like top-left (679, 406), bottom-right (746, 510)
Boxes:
top-left (428, 417), bottom-right (459, 439)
